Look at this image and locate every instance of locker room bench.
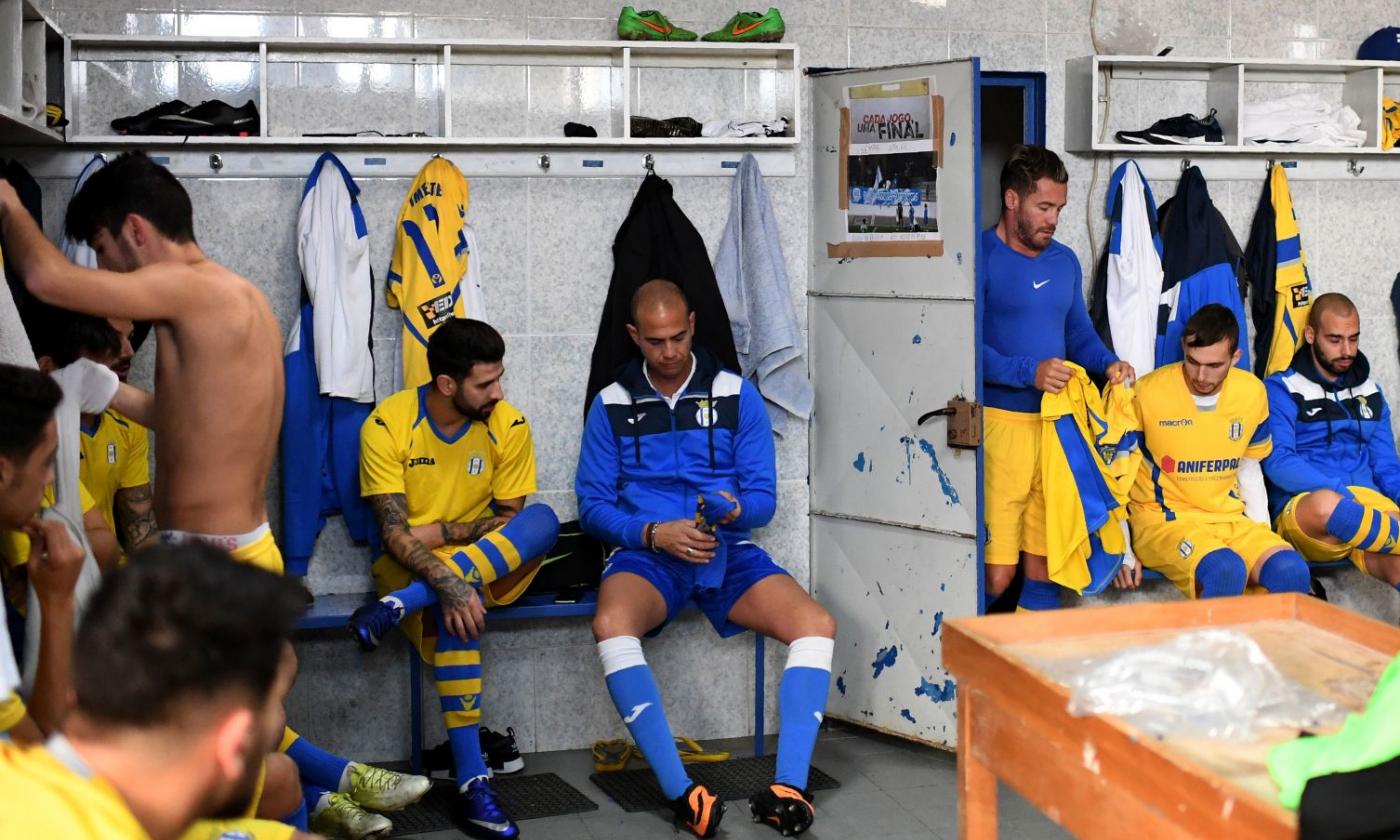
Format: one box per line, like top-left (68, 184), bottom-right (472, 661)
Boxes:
top-left (1135, 558), bottom-right (1350, 585)
top-left (296, 590), bottom-right (769, 771)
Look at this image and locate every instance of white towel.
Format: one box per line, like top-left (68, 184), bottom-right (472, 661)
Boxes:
top-left (712, 154), bottom-right (811, 436)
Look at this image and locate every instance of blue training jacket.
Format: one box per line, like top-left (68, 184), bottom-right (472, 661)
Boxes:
top-left (576, 348), bottom-right (777, 551)
top-left (1262, 347), bottom-right (1400, 519)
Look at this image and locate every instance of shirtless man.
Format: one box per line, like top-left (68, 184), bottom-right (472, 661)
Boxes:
top-left (0, 152), bottom-right (427, 839)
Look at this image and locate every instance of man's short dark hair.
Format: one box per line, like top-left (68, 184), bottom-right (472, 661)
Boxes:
top-left (426, 318), bottom-right (505, 382)
top-left (21, 301), bottom-right (120, 368)
top-left (1000, 144), bottom-right (1069, 204)
top-left (0, 364), bottom-right (62, 461)
top-left (1308, 292), bottom-right (1357, 332)
top-left (629, 279), bottom-right (691, 325)
top-left (1182, 303), bottom-right (1240, 352)
top-left (65, 151), bottom-right (196, 245)
top-left (72, 544), bottom-right (307, 727)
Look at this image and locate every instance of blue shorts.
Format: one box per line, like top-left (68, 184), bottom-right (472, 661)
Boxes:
top-left (601, 542), bottom-right (789, 638)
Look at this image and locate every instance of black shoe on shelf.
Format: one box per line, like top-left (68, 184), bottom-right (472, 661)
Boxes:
top-left (111, 99), bottom-right (192, 134)
top-left (1115, 108), bottom-right (1225, 145)
top-left (481, 726), bottom-right (524, 775)
top-left (150, 99), bottom-right (260, 136)
top-left (630, 115), bottom-right (703, 138)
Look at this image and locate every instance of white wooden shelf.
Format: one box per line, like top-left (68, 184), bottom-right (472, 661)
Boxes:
top-left (56, 35), bottom-right (800, 152)
top-left (1067, 54), bottom-right (1400, 156)
top-left (0, 0), bottom-right (63, 146)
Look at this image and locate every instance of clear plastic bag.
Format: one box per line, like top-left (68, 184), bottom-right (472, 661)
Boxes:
top-left (1036, 629), bottom-right (1345, 741)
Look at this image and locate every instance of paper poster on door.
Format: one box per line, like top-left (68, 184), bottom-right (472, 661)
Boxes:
top-left (845, 77), bottom-right (939, 243)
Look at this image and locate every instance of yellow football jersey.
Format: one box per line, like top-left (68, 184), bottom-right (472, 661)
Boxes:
top-left (1257, 164), bottom-right (1313, 378)
top-left (1, 482), bottom-right (98, 571)
top-left (79, 409), bottom-right (150, 541)
top-left (0, 740), bottom-right (151, 839)
top-left (360, 387), bottom-right (537, 533)
top-left (1129, 364), bottom-right (1272, 523)
top-left (386, 157), bottom-right (475, 388)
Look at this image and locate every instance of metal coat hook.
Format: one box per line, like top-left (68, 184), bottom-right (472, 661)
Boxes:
top-left (208, 153), bottom-right (223, 172)
top-left (1347, 159), bottom-right (1365, 177)
top-left (1180, 158), bottom-right (1192, 172)
top-left (537, 153), bottom-right (550, 172)
top-left (644, 153), bottom-right (655, 174)
top-left (1265, 158), bottom-right (1275, 174)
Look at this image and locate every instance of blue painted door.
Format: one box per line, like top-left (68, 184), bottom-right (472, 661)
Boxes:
top-left (809, 60), bottom-right (982, 746)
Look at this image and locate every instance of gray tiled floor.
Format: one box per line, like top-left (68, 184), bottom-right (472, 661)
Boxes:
top-left (401, 723), bottom-right (1071, 840)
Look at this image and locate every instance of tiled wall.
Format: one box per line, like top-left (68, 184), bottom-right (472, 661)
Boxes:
top-left (31, 0), bottom-right (1400, 758)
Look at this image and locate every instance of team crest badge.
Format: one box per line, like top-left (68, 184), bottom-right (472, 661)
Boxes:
top-left (1359, 395), bottom-right (1374, 420)
top-left (1177, 539), bottom-right (1194, 559)
top-left (1228, 419), bottom-right (1243, 442)
top-left (695, 398), bottom-right (717, 428)
top-left (467, 455), bottom-right (484, 475)
top-left (107, 443), bottom-right (117, 464)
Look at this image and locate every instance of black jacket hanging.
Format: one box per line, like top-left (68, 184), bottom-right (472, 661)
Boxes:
top-left (0, 159), bottom-right (42, 314)
top-left (584, 172), bottom-right (740, 414)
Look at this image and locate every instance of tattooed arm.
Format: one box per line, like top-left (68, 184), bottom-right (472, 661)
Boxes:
top-left (368, 492), bottom-right (485, 639)
top-left (114, 484), bottom-right (159, 552)
top-left (408, 497), bottom-right (524, 550)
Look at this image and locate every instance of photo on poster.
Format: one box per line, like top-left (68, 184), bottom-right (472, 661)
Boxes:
top-left (845, 77), bottom-right (940, 242)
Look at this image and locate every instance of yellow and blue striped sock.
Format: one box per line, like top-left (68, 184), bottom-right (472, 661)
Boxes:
top-left (433, 609), bottom-right (490, 788)
top-left (1327, 497), bottom-right (1400, 554)
top-left (386, 503), bottom-right (560, 614)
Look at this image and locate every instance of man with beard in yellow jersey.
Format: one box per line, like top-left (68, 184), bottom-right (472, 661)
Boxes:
top-left (0, 545), bottom-right (310, 840)
top-left (0, 152), bottom-right (428, 838)
top-left (353, 318), bottom-right (559, 840)
top-left (1124, 305), bottom-right (1312, 598)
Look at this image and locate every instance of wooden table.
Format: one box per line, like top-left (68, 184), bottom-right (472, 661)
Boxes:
top-left (943, 595), bottom-right (1400, 839)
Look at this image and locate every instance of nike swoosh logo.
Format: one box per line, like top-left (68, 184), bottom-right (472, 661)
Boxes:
top-left (623, 702), bottom-right (652, 723)
top-left (511, 417), bottom-right (526, 428)
top-left (1306, 408), bottom-right (1323, 416)
top-left (640, 18), bottom-right (672, 33)
top-left (468, 818), bottom-right (514, 831)
top-left (1032, 279), bottom-right (1051, 289)
top-left (732, 19), bottom-right (765, 35)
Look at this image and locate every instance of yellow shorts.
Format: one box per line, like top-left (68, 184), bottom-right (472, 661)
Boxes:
top-left (983, 407), bottom-right (1046, 565)
top-left (228, 530), bottom-right (285, 576)
top-left (1276, 485), bottom-right (1398, 573)
top-left (161, 525), bottom-right (285, 576)
top-left (1131, 515), bottom-right (1291, 599)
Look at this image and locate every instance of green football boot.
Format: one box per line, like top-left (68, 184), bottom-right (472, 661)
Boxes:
top-left (618, 7), bottom-right (699, 41)
top-left (702, 8), bottom-right (785, 42)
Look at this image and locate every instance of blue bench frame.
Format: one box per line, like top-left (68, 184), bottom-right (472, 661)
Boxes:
top-left (1135, 558), bottom-right (1351, 584)
top-left (296, 591), bottom-right (768, 772)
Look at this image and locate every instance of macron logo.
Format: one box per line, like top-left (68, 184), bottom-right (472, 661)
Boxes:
top-left (623, 702), bottom-right (652, 723)
top-left (1032, 279), bottom-right (1052, 289)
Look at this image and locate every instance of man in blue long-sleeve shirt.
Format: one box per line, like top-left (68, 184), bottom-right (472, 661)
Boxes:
top-left (982, 146), bottom-right (1134, 610)
top-left (1263, 294), bottom-right (1400, 589)
top-left (577, 280), bottom-right (835, 839)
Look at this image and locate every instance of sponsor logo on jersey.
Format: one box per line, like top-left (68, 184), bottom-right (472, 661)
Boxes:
top-left (1290, 282), bottom-right (1311, 308)
top-left (419, 291), bottom-right (455, 328)
top-left (1228, 419), bottom-right (1243, 442)
top-left (409, 180), bottom-right (444, 207)
top-left (1158, 418), bottom-right (1193, 427)
top-left (1159, 455), bottom-right (1239, 475)
top-left (468, 455), bottom-right (485, 476)
top-left (1178, 538), bottom-right (1194, 559)
top-left (408, 456), bottom-right (437, 468)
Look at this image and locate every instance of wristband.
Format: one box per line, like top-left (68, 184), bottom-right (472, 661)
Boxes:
top-left (440, 522), bottom-right (450, 546)
top-left (645, 522), bottom-right (658, 551)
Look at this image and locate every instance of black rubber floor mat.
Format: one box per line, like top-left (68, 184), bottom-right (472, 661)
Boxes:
top-left (388, 774), bottom-right (598, 836)
top-left (589, 755), bottom-right (840, 813)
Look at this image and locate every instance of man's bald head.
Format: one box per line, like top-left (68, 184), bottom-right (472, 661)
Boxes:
top-left (1307, 292), bottom-right (1357, 332)
top-left (629, 279), bottom-right (691, 325)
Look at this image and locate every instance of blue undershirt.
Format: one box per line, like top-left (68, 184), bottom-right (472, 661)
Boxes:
top-left (981, 226), bottom-right (1117, 413)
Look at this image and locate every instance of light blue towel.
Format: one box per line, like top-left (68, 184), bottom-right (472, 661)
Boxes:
top-left (713, 154), bottom-right (812, 436)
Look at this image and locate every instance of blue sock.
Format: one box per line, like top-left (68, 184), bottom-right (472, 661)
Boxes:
top-left (285, 798), bottom-right (309, 830)
top-left (433, 607), bottom-right (491, 788)
top-left (1326, 496), bottom-right (1400, 554)
top-left (283, 730), bottom-right (352, 792)
top-left (1016, 578), bottom-right (1060, 611)
top-left (1257, 550), bottom-right (1311, 593)
top-left (598, 636), bottom-right (691, 800)
top-left (384, 504), bottom-right (562, 615)
top-left (776, 637), bottom-right (834, 790)
top-left (1326, 496), bottom-right (1367, 544)
top-left (1194, 548), bottom-right (1247, 598)
top-left (303, 782), bottom-right (331, 818)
